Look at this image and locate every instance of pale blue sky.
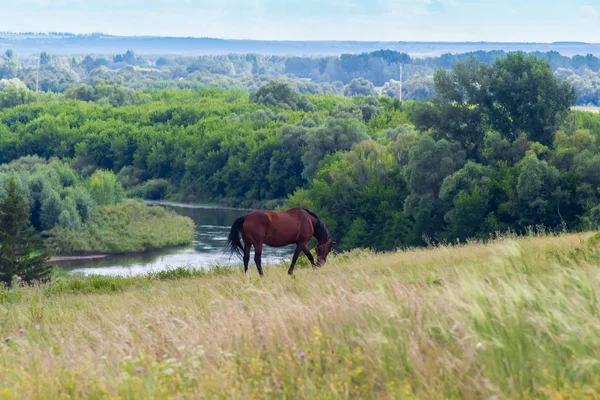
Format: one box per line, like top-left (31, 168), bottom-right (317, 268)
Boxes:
top-left (1, 0), bottom-right (599, 42)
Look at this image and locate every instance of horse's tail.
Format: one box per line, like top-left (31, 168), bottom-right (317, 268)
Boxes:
top-left (225, 216), bottom-right (245, 260)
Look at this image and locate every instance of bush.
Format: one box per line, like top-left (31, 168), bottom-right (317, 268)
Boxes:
top-left (45, 199), bottom-right (194, 255)
top-left (127, 179), bottom-right (170, 200)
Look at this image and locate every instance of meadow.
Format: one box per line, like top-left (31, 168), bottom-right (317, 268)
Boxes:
top-left (1, 232), bottom-right (600, 399)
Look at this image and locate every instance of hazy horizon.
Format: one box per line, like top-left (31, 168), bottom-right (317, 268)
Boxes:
top-left (2, 31), bottom-right (598, 44)
top-left (1, 1), bottom-right (599, 43)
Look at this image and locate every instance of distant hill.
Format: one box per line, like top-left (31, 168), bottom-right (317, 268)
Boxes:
top-left (1, 32), bottom-right (600, 57)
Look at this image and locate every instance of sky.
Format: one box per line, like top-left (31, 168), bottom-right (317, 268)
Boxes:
top-left (0, 0), bottom-right (599, 42)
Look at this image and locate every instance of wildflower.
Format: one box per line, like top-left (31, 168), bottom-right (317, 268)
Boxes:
top-left (35, 325), bottom-right (41, 330)
top-left (15, 276), bottom-right (22, 281)
top-left (18, 329), bottom-right (24, 336)
top-left (4, 337), bottom-right (11, 343)
top-left (136, 366), bottom-right (143, 373)
top-left (299, 352), bottom-right (306, 359)
top-left (237, 300), bottom-right (243, 306)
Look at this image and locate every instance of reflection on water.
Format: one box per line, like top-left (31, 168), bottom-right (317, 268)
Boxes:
top-left (56, 202), bottom-right (294, 276)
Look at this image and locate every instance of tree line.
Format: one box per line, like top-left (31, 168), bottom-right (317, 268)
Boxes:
top-left (0, 53), bottom-right (599, 252)
top-left (0, 156), bottom-right (195, 286)
top-left (2, 48), bottom-right (600, 105)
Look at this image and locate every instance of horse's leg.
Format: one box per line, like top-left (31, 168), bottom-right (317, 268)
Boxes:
top-left (254, 242), bottom-right (264, 277)
top-left (243, 243), bottom-right (251, 278)
top-left (301, 243), bottom-right (316, 267)
top-left (287, 245), bottom-right (303, 275)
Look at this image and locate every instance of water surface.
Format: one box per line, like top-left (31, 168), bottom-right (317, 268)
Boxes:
top-left (55, 202), bottom-right (294, 276)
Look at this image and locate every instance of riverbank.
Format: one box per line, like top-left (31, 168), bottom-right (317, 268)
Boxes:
top-left (144, 200), bottom-right (255, 212)
top-left (2, 232), bottom-right (600, 398)
top-left (47, 200), bottom-right (230, 263)
top-left (49, 254), bottom-right (108, 262)
top-left (45, 199), bottom-right (195, 256)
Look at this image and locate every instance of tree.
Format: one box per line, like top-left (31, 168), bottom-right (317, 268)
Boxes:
top-left (403, 136), bottom-right (466, 243)
top-left (488, 53), bottom-right (577, 145)
top-left (420, 54), bottom-right (577, 153)
top-left (382, 80), bottom-right (402, 99)
top-left (300, 115), bottom-right (369, 180)
top-left (250, 81), bottom-right (311, 111)
top-left (515, 154), bottom-right (565, 228)
top-left (0, 179), bottom-right (51, 286)
top-left (87, 170), bottom-right (125, 206)
top-left (39, 52), bottom-right (51, 66)
top-left (344, 78), bottom-right (377, 96)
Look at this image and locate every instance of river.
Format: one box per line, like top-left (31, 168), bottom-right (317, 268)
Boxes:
top-left (55, 202), bottom-right (294, 276)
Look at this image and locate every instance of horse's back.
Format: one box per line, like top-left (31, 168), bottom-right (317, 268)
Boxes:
top-left (241, 208), bottom-right (313, 247)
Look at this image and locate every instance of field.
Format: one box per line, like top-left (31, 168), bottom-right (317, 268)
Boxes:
top-left (2, 232), bottom-right (600, 399)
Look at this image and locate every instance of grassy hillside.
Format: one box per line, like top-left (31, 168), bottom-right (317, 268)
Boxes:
top-left (1, 232), bottom-right (600, 398)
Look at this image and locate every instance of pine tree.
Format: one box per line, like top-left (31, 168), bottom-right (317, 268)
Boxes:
top-left (0, 178), bottom-right (52, 286)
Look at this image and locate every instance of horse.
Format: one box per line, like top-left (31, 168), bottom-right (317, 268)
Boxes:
top-left (225, 208), bottom-right (335, 277)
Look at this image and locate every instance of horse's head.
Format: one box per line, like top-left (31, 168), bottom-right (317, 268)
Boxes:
top-left (316, 237), bottom-right (336, 267)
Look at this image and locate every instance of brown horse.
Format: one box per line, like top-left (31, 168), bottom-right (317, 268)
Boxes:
top-left (225, 208), bottom-right (335, 276)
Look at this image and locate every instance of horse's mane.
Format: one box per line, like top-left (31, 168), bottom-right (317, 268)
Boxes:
top-left (302, 208), bottom-right (329, 241)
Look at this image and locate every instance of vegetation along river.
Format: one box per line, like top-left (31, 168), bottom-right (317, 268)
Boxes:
top-left (53, 202), bottom-right (294, 276)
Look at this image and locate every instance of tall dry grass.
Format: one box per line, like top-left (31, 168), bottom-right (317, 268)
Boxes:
top-left (1, 232), bottom-right (600, 399)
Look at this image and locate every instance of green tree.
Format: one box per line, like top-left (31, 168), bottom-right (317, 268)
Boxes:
top-left (444, 185), bottom-right (490, 241)
top-left (515, 155), bottom-right (566, 229)
top-left (344, 78), bottom-right (377, 96)
top-left (403, 136), bottom-right (466, 243)
top-left (0, 179), bottom-right (51, 286)
top-left (301, 115), bottom-right (369, 180)
top-left (250, 81), bottom-right (313, 111)
top-left (87, 170), bottom-right (125, 206)
top-left (488, 53), bottom-right (576, 145)
top-left (39, 52), bottom-right (51, 66)
top-left (417, 54), bottom-right (577, 154)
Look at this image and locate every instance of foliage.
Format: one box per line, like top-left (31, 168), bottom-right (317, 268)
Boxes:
top-left (127, 179), bottom-right (171, 200)
top-left (286, 56), bottom-right (595, 248)
top-left (45, 199), bottom-right (194, 255)
top-left (0, 55), bottom-right (599, 251)
top-left (86, 170), bottom-right (125, 206)
top-left (249, 81), bottom-right (314, 111)
top-left (344, 77), bottom-right (377, 96)
top-left (0, 179), bottom-right (51, 286)
top-left (0, 157), bottom-right (193, 255)
top-left (3, 46), bottom-right (600, 105)
top-left (0, 157), bottom-right (113, 231)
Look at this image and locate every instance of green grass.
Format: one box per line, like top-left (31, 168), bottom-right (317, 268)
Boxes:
top-left (1, 232), bottom-right (600, 398)
top-left (44, 199), bottom-right (195, 256)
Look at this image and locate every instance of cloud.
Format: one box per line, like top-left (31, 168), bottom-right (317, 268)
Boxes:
top-left (579, 5), bottom-right (599, 19)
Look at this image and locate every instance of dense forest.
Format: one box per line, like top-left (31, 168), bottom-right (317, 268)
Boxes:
top-left (1, 51), bottom-right (600, 251)
top-left (2, 47), bottom-right (600, 106)
top-left (0, 157), bottom-right (193, 255)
